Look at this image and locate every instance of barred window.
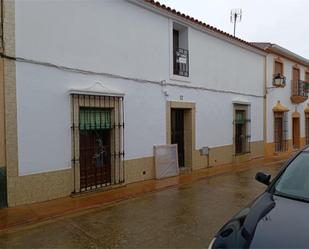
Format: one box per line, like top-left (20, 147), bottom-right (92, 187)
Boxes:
top-left (71, 94), bottom-right (124, 193)
top-left (274, 112), bottom-right (288, 152)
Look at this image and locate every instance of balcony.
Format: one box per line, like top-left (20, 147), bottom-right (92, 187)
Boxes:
top-left (291, 80), bottom-right (309, 104)
top-left (173, 48), bottom-right (189, 77)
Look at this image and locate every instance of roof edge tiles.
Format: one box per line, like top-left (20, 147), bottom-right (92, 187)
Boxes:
top-left (135, 0), bottom-right (266, 54)
top-left (252, 42), bottom-right (309, 67)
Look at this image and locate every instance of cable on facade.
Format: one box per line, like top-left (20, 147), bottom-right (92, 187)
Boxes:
top-left (0, 53), bottom-right (264, 99)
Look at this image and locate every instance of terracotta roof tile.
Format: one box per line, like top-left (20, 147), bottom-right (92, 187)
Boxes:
top-left (144, 0), bottom-right (265, 52)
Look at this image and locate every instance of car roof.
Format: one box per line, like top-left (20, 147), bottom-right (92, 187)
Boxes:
top-left (302, 146), bottom-right (309, 152)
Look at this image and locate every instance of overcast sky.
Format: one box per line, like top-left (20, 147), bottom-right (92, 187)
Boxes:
top-left (159, 0), bottom-right (309, 58)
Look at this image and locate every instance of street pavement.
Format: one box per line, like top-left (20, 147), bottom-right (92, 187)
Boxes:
top-left (0, 161), bottom-right (283, 249)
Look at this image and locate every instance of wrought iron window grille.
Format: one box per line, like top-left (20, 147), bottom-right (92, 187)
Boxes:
top-left (274, 112), bottom-right (288, 152)
top-left (71, 94), bottom-right (125, 194)
top-left (292, 80), bottom-right (309, 97)
top-left (173, 48), bottom-right (189, 77)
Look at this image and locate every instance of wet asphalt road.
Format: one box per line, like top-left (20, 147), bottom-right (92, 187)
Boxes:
top-left (0, 162), bottom-right (283, 249)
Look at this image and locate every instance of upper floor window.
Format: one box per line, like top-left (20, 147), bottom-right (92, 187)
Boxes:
top-left (273, 60), bottom-right (286, 87)
top-left (173, 23), bottom-right (189, 77)
top-left (274, 61), bottom-right (283, 75)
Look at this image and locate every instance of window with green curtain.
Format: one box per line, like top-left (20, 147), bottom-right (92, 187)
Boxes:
top-left (79, 108), bottom-right (111, 130)
top-left (235, 111), bottom-right (245, 124)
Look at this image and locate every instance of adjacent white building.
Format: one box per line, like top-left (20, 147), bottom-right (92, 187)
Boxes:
top-left (253, 43), bottom-right (309, 156)
top-left (1, 0), bottom-right (269, 206)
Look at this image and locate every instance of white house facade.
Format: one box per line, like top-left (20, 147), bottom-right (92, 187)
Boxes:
top-left (0, 0), bottom-right (268, 207)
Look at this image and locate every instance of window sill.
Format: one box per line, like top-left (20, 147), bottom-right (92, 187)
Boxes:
top-left (170, 74), bottom-right (191, 83)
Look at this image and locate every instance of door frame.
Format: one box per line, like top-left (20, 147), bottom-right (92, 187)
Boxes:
top-left (166, 101), bottom-right (196, 170)
top-left (233, 104), bottom-right (250, 156)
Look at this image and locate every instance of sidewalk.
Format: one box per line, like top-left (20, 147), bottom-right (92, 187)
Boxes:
top-left (0, 154), bottom-right (291, 232)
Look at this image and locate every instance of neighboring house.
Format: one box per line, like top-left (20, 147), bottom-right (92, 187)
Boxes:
top-left (253, 43), bottom-right (309, 156)
top-left (0, 0), bottom-right (268, 207)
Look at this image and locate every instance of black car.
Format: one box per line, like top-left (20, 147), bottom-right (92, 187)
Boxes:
top-left (209, 147), bottom-right (309, 249)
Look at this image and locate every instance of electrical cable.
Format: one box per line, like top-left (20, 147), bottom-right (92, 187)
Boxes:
top-left (0, 52), bottom-right (264, 98)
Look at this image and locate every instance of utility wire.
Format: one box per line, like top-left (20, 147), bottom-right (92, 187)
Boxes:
top-left (0, 53), bottom-right (264, 98)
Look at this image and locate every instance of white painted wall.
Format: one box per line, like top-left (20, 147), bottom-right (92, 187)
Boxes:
top-left (188, 28), bottom-right (264, 96)
top-left (16, 62), bottom-right (168, 175)
top-left (15, 0), bottom-right (264, 95)
top-left (266, 53), bottom-right (308, 143)
top-left (16, 61), bottom-right (264, 175)
top-left (15, 0), bottom-right (170, 82)
top-left (14, 0), bottom-right (265, 175)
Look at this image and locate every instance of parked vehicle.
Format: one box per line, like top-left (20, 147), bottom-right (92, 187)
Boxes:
top-left (209, 147), bottom-right (309, 248)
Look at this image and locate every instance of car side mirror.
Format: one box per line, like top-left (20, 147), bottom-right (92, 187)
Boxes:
top-left (255, 172), bottom-right (271, 186)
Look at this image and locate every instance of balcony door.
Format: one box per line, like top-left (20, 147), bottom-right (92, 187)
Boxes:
top-left (293, 68), bottom-right (300, 82)
top-left (292, 68), bottom-right (300, 95)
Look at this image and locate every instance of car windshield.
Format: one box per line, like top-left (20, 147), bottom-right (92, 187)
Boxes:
top-left (274, 152), bottom-right (309, 201)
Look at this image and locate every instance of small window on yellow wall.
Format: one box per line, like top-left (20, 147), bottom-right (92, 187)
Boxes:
top-left (275, 61), bottom-right (283, 76)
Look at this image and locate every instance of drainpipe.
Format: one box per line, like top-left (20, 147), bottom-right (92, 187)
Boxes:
top-left (263, 55), bottom-right (268, 157)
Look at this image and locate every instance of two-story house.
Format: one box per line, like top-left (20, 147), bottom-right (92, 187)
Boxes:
top-left (253, 43), bottom-right (309, 155)
top-left (0, 0), bottom-right (268, 207)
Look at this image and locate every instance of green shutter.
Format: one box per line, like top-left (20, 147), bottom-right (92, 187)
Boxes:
top-left (79, 108), bottom-right (111, 130)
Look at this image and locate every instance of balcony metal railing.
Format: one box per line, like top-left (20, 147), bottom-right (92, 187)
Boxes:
top-left (173, 48), bottom-right (189, 77)
top-left (292, 80), bottom-right (309, 98)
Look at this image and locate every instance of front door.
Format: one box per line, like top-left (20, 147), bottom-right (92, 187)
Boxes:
top-left (79, 108), bottom-right (112, 191)
top-left (235, 110), bottom-right (246, 154)
top-left (171, 109), bottom-right (185, 168)
top-left (293, 117), bottom-right (300, 149)
top-left (306, 114), bottom-right (309, 145)
top-left (0, 168), bottom-right (7, 208)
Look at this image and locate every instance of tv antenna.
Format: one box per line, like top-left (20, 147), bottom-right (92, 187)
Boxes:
top-left (230, 9), bottom-right (242, 37)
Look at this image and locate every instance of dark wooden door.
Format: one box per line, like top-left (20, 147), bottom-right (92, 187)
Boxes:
top-left (80, 129), bottom-right (111, 189)
top-left (171, 109), bottom-right (185, 168)
top-left (235, 110), bottom-right (246, 154)
top-left (293, 117), bottom-right (300, 149)
top-left (306, 116), bottom-right (309, 145)
top-left (0, 168), bottom-right (7, 208)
